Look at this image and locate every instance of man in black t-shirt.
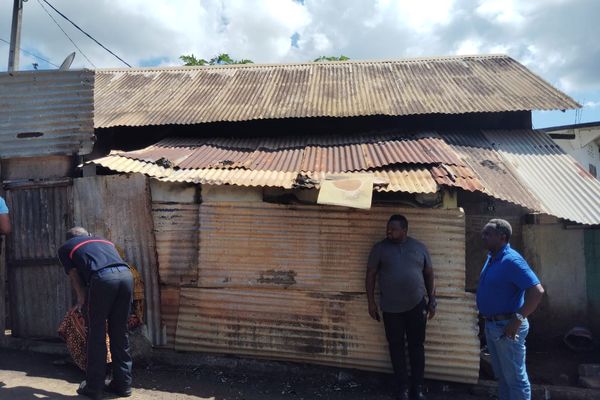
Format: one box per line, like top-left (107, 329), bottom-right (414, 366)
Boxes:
top-left (58, 227), bottom-right (133, 400)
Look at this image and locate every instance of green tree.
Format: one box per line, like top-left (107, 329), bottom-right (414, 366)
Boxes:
top-left (313, 55), bottom-right (350, 62)
top-left (180, 53), bottom-right (253, 66)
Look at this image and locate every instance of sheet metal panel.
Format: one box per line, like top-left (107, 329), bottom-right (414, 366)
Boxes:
top-left (483, 130), bottom-right (600, 225)
top-left (73, 175), bottom-right (162, 344)
top-left (175, 288), bottom-right (480, 383)
top-left (0, 69), bottom-right (94, 158)
top-left (152, 202), bottom-right (199, 285)
top-left (160, 286), bottom-right (181, 348)
top-left (198, 203), bottom-right (466, 297)
top-left (94, 55), bottom-right (579, 128)
top-left (3, 183), bottom-right (73, 338)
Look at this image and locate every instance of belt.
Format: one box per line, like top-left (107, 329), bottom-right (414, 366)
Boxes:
top-left (94, 264), bottom-right (129, 274)
top-left (484, 313), bottom-right (515, 321)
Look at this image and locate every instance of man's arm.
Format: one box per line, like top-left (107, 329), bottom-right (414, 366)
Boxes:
top-left (366, 267), bottom-right (380, 321)
top-left (0, 214), bottom-right (11, 235)
top-left (504, 284), bottom-right (544, 339)
top-left (68, 268), bottom-right (87, 312)
top-left (423, 264), bottom-right (436, 319)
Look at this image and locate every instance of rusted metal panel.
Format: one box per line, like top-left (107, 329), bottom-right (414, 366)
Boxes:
top-left (198, 203), bottom-right (466, 297)
top-left (152, 202), bottom-right (199, 285)
top-left (443, 131), bottom-right (545, 211)
top-left (0, 69), bottom-right (95, 158)
top-left (175, 288), bottom-right (480, 383)
top-left (160, 286), bottom-right (181, 348)
top-left (3, 182), bottom-right (73, 337)
top-left (9, 263), bottom-right (73, 338)
top-left (73, 174), bottom-right (162, 345)
top-left (94, 55), bottom-right (579, 128)
top-left (483, 130), bottom-right (600, 225)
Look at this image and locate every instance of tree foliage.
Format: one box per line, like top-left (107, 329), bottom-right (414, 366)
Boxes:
top-left (313, 55), bottom-right (350, 62)
top-left (180, 53), bottom-right (253, 66)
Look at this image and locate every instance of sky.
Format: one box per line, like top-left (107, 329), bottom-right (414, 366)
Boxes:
top-left (1, 0), bottom-right (598, 128)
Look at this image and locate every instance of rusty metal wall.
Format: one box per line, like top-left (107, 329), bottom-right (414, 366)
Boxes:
top-left (152, 203), bottom-right (199, 285)
top-left (160, 286), bottom-right (181, 348)
top-left (175, 288), bottom-right (480, 383)
top-left (197, 203), bottom-right (466, 297)
top-left (169, 201), bottom-right (479, 383)
top-left (0, 70), bottom-right (94, 158)
top-left (73, 174), bottom-right (162, 345)
top-left (3, 182), bottom-right (73, 337)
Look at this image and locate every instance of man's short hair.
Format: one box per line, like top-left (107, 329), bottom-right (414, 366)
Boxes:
top-left (66, 226), bottom-right (90, 240)
top-left (486, 219), bottom-right (512, 241)
top-left (388, 214), bottom-right (408, 230)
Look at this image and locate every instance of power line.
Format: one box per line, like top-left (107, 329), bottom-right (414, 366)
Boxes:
top-left (36, 0), bottom-right (95, 68)
top-left (41, 0), bottom-right (131, 67)
top-left (0, 37), bottom-right (59, 67)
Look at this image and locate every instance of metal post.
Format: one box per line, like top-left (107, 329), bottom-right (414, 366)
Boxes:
top-left (8, 0), bottom-right (24, 72)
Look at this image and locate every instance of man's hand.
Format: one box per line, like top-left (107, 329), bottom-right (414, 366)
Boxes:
top-left (368, 302), bottom-right (380, 322)
top-left (503, 318), bottom-right (522, 340)
top-left (427, 299), bottom-right (436, 320)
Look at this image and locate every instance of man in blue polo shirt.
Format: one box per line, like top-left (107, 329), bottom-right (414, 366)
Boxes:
top-left (477, 219), bottom-right (544, 400)
top-left (0, 195), bottom-right (11, 235)
top-left (58, 227), bottom-right (133, 400)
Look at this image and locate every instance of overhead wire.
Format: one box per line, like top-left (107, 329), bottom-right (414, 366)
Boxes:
top-left (0, 37), bottom-right (59, 67)
top-left (36, 0), bottom-right (96, 67)
top-left (40, 0), bottom-right (131, 67)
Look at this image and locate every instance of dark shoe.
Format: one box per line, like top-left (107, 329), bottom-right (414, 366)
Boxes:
top-left (77, 381), bottom-right (103, 400)
top-left (396, 386), bottom-right (410, 400)
top-left (411, 385), bottom-right (427, 400)
top-left (104, 382), bottom-right (132, 397)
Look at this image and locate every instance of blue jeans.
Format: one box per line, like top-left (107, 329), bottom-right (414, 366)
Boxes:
top-left (485, 319), bottom-right (531, 400)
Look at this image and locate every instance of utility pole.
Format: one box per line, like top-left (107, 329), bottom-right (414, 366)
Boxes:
top-left (8, 0), bottom-right (24, 72)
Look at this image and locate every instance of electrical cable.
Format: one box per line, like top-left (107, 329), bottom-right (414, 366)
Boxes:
top-left (36, 0), bottom-right (96, 67)
top-left (41, 0), bottom-right (131, 67)
top-left (0, 37), bottom-right (59, 67)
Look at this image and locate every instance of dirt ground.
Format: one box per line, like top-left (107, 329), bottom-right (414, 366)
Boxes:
top-left (0, 348), bottom-right (488, 400)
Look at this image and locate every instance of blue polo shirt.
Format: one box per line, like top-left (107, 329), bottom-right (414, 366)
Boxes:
top-left (476, 243), bottom-right (540, 317)
top-left (0, 197), bottom-right (8, 214)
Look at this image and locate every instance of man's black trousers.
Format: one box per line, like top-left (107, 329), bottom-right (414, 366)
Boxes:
top-left (382, 298), bottom-right (427, 389)
top-left (86, 265), bottom-right (133, 391)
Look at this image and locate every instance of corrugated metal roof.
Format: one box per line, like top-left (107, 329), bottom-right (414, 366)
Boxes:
top-left (0, 69), bottom-right (95, 158)
top-left (89, 130), bottom-right (600, 224)
top-left (94, 55), bottom-right (579, 128)
top-left (482, 130), bottom-right (600, 225)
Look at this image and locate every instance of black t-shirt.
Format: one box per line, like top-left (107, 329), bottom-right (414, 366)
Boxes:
top-left (58, 235), bottom-right (127, 284)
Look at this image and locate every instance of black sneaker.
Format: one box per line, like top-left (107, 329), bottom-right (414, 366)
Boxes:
top-left (77, 381), bottom-right (104, 400)
top-left (104, 382), bottom-right (132, 397)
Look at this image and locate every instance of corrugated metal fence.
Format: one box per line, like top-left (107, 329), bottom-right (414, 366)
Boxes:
top-left (170, 202), bottom-right (479, 383)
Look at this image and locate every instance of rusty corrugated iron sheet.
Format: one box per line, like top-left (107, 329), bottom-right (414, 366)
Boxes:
top-left (73, 175), bottom-right (163, 345)
top-left (482, 130), bottom-right (600, 225)
top-left (88, 130), bottom-right (600, 224)
top-left (4, 182), bottom-right (73, 338)
top-left (198, 203), bottom-right (466, 297)
top-left (152, 202), bottom-right (199, 285)
top-left (175, 288), bottom-right (480, 383)
top-left (94, 55), bottom-right (579, 128)
top-left (160, 286), bottom-right (181, 348)
top-left (0, 70), bottom-right (95, 158)
top-left (443, 131), bottom-right (545, 211)
top-left (168, 202), bottom-right (479, 383)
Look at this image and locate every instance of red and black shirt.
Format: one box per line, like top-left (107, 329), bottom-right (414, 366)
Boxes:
top-left (58, 236), bottom-right (128, 285)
